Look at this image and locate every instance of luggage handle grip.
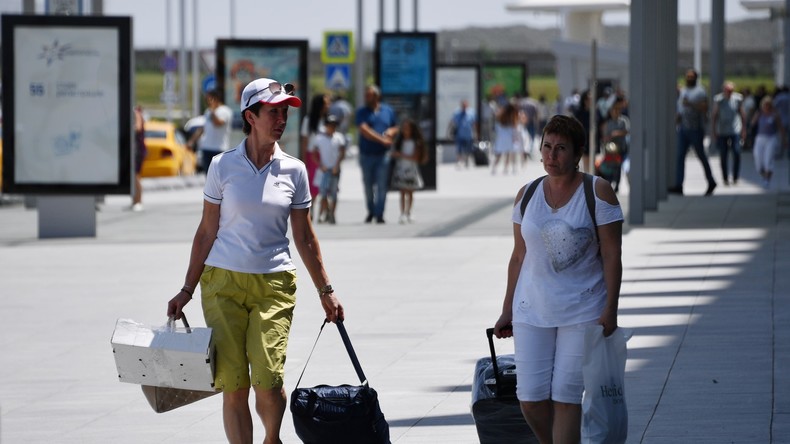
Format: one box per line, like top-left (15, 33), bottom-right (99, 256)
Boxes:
top-left (485, 327), bottom-right (504, 394)
top-left (167, 314), bottom-right (192, 334)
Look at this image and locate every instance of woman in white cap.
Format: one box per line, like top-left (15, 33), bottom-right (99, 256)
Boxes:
top-left (167, 78), bottom-right (344, 444)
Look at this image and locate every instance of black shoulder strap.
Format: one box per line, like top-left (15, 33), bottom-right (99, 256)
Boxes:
top-left (582, 173), bottom-right (600, 246)
top-left (583, 173), bottom-right (597, 227)
top-left (519, 175), bottom-right (546, 218)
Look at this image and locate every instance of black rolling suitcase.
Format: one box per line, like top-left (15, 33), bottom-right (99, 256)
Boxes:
top-left (473, 142), bottom-right (490, 166)
top-left (471, 328), bottom-right (537, 444)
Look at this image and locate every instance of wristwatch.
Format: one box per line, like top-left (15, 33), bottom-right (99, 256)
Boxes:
top-left (318, 284), bottom-right (334, 296)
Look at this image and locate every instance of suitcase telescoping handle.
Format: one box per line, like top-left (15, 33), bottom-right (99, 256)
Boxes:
top-left (485, 327), bottom-right (504, 395)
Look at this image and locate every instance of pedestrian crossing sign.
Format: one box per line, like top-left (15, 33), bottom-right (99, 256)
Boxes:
top-left (325, 64), bottom-right (351, 91)
top-left (322, 31), bottom-right (355, 64)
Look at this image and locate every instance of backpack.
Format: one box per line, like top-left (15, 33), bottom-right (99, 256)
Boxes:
top-left (519, 173), bottom-right (599, 243)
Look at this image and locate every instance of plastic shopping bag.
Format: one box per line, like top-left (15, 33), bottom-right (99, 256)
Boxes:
top-left (581, 325), bottom-right (633, 444)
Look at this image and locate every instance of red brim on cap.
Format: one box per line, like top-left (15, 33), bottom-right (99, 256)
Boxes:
top-left (266, 95), bottom-right (302, 108)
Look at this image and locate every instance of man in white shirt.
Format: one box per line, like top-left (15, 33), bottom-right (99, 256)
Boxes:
top-left (188, 89), bottom-right (233, 173)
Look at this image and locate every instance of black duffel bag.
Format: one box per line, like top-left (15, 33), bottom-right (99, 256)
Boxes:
top-left (290, 320), bottom-right (390, 444)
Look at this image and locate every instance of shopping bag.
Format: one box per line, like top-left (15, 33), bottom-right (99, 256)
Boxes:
top-left (290, 320), bottom-right (390, 444)
top-left (581, 325), bottom-right (633, 444)
top-left (141, 384), bottom-right (219, 413)
top-left (111, 315), bottom-right (215, 391)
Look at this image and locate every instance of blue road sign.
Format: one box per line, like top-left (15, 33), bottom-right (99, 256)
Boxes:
top-left (202, 74), bottom-right (216, 94)
top-left (325, 64), bottom-right (351, 91)
top-left (322, 31), bottom-right (355, 64)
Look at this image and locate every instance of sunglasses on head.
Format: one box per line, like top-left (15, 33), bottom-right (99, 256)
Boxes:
top-left (244, 82), bottom-right (295, 108)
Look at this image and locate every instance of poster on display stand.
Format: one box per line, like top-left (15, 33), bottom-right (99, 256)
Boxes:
top-left (215, 39), bottom-right (308, 158)
top-left (1, 14), bottom-right (132, 195)
top-left (435, 65), bottom-right (480, 144)
top-left (481, 63), bottom-right (527, 104)
top-left (375, 32), bottom-right (436, 190)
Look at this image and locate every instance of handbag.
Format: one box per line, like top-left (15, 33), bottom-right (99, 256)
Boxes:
top-left (290, 320), bottom-right (390, 444)
top-left (581, 325), bottom-right (633, 444)
top-left (112, 314), bottom-right (219, 413)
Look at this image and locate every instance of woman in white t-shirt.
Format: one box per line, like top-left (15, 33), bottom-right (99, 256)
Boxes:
top-left (493, 115), bottom-right (624, 444)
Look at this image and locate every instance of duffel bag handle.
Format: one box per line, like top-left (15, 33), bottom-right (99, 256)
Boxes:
top-left (295, 319), bottom-right (368, 388)
top-left (335, 320), bottom-right (368, 385)
top-left (166, 314), bottom-right (192, 334)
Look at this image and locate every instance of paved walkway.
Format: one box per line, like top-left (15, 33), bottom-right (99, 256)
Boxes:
top-left (0, 149), bottom-right (788, 443)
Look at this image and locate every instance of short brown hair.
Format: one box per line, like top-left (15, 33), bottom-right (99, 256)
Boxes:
top-left (241, 103), bottom-right (263, 135)
top-left (541, 115), bottom-right (586, 157)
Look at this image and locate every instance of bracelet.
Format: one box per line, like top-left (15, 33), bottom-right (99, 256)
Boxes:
top-left (180, 286), bottom-right (194, 298)
top-left (317, 284), bottom-right (334, 296)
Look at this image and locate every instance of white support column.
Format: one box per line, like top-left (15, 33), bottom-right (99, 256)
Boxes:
top-left (179, 0), bottom-right (187, 119)
top-left (710, 0), bottom-right (725, 100)
top-left (355, 0), bottom-right (365, 118)
top-left (192, 0), bottom-right (200, 118)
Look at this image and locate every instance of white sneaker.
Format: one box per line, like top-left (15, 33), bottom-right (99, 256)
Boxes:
top-left (131, 203), bottom-right (143, 212)
top-left (407, 214), bottom-right (415, 223)
top-left (398, 214), bottom-right (407, 224)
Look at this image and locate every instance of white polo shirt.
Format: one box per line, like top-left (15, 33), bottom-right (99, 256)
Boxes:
top-left (203, 140), bottom-right (311, 274)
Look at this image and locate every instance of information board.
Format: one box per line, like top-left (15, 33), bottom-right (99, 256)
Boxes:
top-left (435, 65), bottom-right (480, 143)
top-left (1, 15), bottom-right (132, 195)
top-left (216, 39), bottom-right (308, 157)
top-left (376, 32), bottom-right (436, 190)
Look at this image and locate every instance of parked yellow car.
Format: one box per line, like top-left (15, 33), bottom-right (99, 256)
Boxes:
top-left (141, 120), bottom-right (196, 177)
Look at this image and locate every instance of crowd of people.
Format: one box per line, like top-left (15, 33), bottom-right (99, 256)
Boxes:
top-left (142, 73), bottom-right (789, 226)
top-left (474, 86), bottom-right (631, 195)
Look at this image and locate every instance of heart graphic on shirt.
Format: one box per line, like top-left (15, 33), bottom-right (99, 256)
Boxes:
top-left (540, 219), bottom-right (594, 272)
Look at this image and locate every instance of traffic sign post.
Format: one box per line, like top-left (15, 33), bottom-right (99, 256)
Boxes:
top-left (322, 31), bottom-right (355, 64)
top-left (202, 74), bottom-right (216, 94)
top-left (325, 64), bottom-right (351, 91)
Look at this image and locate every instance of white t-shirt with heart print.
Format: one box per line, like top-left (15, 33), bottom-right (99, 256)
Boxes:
top-left (510, 176), bottom-right (623, 327)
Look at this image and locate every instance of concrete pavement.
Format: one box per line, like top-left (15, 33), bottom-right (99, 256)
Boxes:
top-left (0, 149), bottom-right (788, 443)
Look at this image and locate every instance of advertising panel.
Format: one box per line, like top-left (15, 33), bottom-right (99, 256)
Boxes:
top-left (1, 15), bottom-right (132, 195)
top-left (481, 63), bottom-right (527, 101)
top-left (375, 32), bottom-right (436, 190)
top-left (436, 65), bottom-right (480, 143)
top-left (216, 40), bottom-right (308, 157)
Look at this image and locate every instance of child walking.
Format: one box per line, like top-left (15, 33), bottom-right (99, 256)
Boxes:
top-left (390, 118), bottom-right (428, 224)
top-left (310, 115), bottom-right (346, 224)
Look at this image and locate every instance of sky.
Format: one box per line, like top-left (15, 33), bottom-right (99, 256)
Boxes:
top-left (0, 0), bottom-right (772, 50)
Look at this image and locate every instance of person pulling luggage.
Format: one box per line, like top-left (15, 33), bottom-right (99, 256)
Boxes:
top-left (494, 115), bottom-right (624, 444)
